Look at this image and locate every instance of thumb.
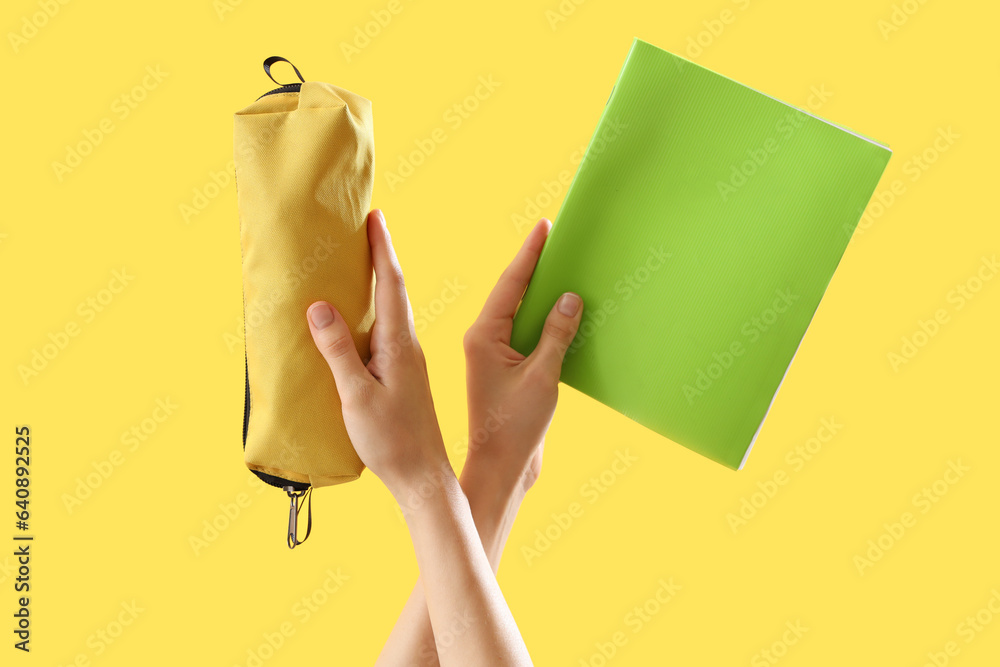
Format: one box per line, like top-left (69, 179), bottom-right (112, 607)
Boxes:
top-left (307, 302), bottom-right (370, 398)
top-left (526, 292), bottom-right (583, 378)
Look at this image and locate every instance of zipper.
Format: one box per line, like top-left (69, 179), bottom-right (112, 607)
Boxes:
top-left (241, 55), bottom-right (315, 548)
top-left (241, 55), bottom-right (312, 495)
top-left (242, 359), bottom-right (310, 492)
top-left (285, 486), bottom-right (313, 548)
top-left (256, 82), bottom-right (301, 100)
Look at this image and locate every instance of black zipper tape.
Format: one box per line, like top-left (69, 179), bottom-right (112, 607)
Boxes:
top-left (256, 82), bottom-right (302, 101)
top-left (241, 56), bottom-right (313, 516)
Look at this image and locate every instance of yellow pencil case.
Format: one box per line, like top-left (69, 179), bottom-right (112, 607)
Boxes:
top-left (234, 57), bottom-right (375, 547)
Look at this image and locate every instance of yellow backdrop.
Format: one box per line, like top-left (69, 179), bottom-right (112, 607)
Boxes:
top-left (3, 0), bottom-right (997, 664)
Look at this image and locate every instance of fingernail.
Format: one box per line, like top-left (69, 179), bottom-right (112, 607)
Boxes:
top-left (310, 303), bottom-right (335, 329)
top-left (558, 292), bottom-right (581, 317)
top-left (374, 209), bottom-right (386, 226)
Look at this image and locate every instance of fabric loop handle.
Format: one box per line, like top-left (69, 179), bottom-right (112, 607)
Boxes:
top-left (263, 56), bottom-right (305, 86)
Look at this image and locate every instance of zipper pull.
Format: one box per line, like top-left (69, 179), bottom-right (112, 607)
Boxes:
top-left (284, 486), bottom-right (313, 549)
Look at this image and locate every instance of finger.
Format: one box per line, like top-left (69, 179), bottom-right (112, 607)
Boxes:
top-left (365, 210), bottom-right (422, 378)
top-left (307, 301), bottom-right (372, 398)
top-left (476, 219), bottom-right (551, 335)
top-left (367, 209), bottom-right (410, 336)
top-left (525, 292), bottom-right (583, 378)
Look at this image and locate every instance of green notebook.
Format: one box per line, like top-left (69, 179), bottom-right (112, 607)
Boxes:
top-left (509, 38), bottom-right (892, 470)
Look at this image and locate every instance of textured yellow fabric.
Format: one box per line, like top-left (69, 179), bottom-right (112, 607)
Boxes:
top-left (234, 81), bottom-right (374, 488)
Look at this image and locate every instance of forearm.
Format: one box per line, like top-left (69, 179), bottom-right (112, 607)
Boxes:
top-left (394, 469), bottom-right (530, 667)
top-left (461, 457), bottom-right (526, 570)
top-left (376, 458), bottom-right (527, 666)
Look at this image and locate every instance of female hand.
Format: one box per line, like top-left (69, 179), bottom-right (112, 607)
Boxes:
top-left (305, 208), bottom-right (449, 501)
top-left (462, 218), bottom-right (584, 495)
top-left (308, 209), bottom-right (533, 666)
top-left (371, 216), bottom-right (577, 666)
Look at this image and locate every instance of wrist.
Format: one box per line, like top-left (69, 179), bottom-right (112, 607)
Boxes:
top-left (460, 457), bottom-right (527, 523)
top-left (460, 461), bottom-right (526, 570)
top-left (463, 438), bottom-right (537, 496)
top-left (386, 456), bottom-right (459, 516)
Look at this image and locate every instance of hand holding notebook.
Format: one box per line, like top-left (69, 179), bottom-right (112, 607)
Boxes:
top-left (510, 39), bottom-right (892, 470)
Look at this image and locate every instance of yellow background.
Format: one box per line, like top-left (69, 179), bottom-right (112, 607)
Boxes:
top-left (3, 0), bottom-right (998, 664)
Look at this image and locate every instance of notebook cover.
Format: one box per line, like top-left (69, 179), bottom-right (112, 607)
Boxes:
top-left (509, 38), bottom-right (892, 470)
